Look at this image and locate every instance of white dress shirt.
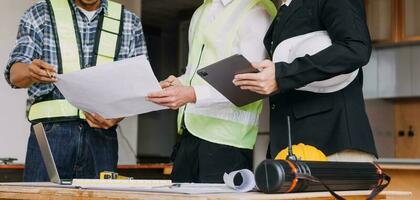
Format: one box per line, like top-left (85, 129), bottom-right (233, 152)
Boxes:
top-left (284, 0), bottom-right (292, 6)
top-left (78, 7), bottom-right (97, 21)
top-left (182, 0), bottom-right (272, 107)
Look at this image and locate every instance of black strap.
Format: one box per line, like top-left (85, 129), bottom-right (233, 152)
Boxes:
top-left (67, 0), bottom-right (84, 69)
top-left (45, 0), bottom-right (63, 74)
top-left (295, 172), bottom-right (391, 200)
top-left (295, 173), bottom-right (345, 200)
top-left (366, 173), bottom-right (391, 200)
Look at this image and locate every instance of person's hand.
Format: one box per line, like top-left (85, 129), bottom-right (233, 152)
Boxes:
top-left (84, 112), bottom-right (124, 129)
top-left (233, 60), bottom-right (279, 95)
top-left (159, 75), bottom-right (182, 89)
top-left (147, 86), bottom-right (196, 110)
top-left (27, 59), bottom-right (57, 84)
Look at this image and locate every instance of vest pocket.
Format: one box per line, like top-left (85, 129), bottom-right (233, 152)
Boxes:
top-left (292, 93), bottom-right (333, 119)
top-left (43, 123), bottom-right (61, 134)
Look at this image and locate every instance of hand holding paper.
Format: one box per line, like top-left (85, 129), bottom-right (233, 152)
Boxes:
top-left (54, 55), bottom-right (167, 119)
top-left (147, 75), bottom-right (196, 110)
top-left (147, 85), bottom-right (196, 110)
top-left (159, 75), bottom-right (182, 89)
top-left (84, 112), bottom-right (123, 129)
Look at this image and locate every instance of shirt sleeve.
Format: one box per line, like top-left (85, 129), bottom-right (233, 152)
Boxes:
top-left (177, 7), bottom-right (201, 86)
top-left (128, 14), bottom-right (148, 58)
top-left (4, 4), bottom-right (45, 88)
top-left (193, 5), bottom-right (272, 107)
top-left (178, 73), bottom-right (188, 86)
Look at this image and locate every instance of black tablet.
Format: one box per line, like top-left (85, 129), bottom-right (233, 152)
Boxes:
top-left (197, 54), bottom-right (266, 107)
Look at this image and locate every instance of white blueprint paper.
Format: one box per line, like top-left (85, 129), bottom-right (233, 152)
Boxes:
top-left (223, 169), bottom-right (256, 192)
top-left (54, 55), bottom-right (166, 118)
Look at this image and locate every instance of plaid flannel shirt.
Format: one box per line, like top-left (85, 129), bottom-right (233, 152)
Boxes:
top-left (4, 0), bottom-right (147, 108)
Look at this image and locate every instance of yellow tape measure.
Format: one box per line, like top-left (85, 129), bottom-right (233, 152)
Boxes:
top-left (100, 171), bottom-right (133, 180)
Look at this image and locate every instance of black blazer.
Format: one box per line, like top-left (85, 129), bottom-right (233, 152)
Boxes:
top-left (264, 0), bottom-right (377, 158)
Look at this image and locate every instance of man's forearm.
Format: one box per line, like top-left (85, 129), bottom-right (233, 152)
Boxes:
top-left (10, 63), bottom-right (34, 88)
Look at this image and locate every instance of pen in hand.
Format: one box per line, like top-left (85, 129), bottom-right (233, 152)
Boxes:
top-left (45, 70), bottom-right (54, 78)
top-left (28, 59), bottom-right (57, 84)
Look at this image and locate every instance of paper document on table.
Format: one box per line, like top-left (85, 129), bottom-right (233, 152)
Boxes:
top-left (55, 55), bottom-right (166, 118)
top-left (70, 170), bottom-right (257, 194)
top-left (72, 179), bottom-right (172, 188)
top-left (76, 182), bottom-right (240, 194)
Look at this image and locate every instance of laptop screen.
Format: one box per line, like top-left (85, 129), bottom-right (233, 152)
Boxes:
top-left (33, 123), bottom-right (62, 184)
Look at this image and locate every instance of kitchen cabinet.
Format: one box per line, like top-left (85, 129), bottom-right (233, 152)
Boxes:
top-left (402, 0), bottom-right (420, 42)
top-left (377, 47), bottom-right (411, 98)
top-left (363, 45), bottom-right (420, 99)
top-left (365, 0), bottom-right (420, 44)
top-left (365, 0), bottom-right (396, 43)
top-left (394, 99), bottom-right (420, 158)
top-left (363, 50), bottom-right (379, 99)
top-left (411, 46), bottom-right (420, 95)
top-left (364, 99), bottom-right (395, 158)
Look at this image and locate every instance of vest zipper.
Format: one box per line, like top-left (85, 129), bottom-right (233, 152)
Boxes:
top-left (189, 44), bottom-right (206, 86)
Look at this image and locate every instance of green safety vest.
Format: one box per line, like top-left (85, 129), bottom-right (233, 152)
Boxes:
top-left (28, 0), bottom-right (124, 123)
top-left (178, 0), bottom-right (277, 149)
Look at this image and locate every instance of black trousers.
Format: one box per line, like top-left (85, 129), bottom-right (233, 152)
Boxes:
top-left (170, 129), bottom-right (253, 183)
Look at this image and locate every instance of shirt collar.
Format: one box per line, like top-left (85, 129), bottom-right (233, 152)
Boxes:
top-left (203, 0), bottom-right (234, 7)
top-left (220, 0), bottom-right (233, 6)
top-left (70, 0), bottom-right (108, 16)
top-left (284, 0), bottom-right (292, 6)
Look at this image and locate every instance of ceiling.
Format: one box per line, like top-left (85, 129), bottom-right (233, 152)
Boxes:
top-left (142, 0), bottom-right (202, 28)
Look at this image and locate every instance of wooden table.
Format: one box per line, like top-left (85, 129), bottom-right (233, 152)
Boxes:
top-left (380, 162), bottom-right (420, 200)
top-left (0, 185), bottom-right (411, 200)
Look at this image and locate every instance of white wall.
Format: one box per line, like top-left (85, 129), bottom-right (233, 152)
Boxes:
top-left (0, 0), bottom-right (37, 163)
top-left (115, 0), bottom-right (141, 16)
top-left (117, 117), bottom-right (139, 164)
top-left (0, 0), bottom-right (142, 165)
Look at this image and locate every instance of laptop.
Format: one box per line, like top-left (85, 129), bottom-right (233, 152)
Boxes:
top-left (197, 54), bottom-right (267, 107)
top-left (33, 123), bottom-right (72, 185)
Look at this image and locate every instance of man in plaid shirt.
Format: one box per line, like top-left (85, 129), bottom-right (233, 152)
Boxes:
top-left (4, 0), bottom-right (147, 181)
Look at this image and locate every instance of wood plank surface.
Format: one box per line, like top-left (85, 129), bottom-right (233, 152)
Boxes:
top-left (0, 186), bottom-right (411, 200)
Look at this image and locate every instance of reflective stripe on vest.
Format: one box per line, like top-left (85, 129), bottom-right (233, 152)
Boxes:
top-left (28, 0), bottom-right (123, 123)
top-left (96, 0), bottom-right (123, 65)
top-left (28, 100), bottom-right (86, 121)
top-left (50, 0), bottom-right (80, 74)
top-left (186, 105), bottom-right (259, 126)
top-left (178, 0), bottom-right (276, 149)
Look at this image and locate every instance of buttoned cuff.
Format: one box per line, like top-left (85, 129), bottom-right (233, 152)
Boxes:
top-left (178, 74), bottom-right (187, 86)
top-left (193, 85), bottom-right (210, 106)
top-left (275, 62), bottom-right (297, 93)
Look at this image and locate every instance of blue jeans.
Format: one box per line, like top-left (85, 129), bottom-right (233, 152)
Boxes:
top-left (23, 120), bottom-right (118, 182)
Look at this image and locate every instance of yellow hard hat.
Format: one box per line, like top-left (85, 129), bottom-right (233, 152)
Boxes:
top-left (275, 143), bottom-right (328, 161)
